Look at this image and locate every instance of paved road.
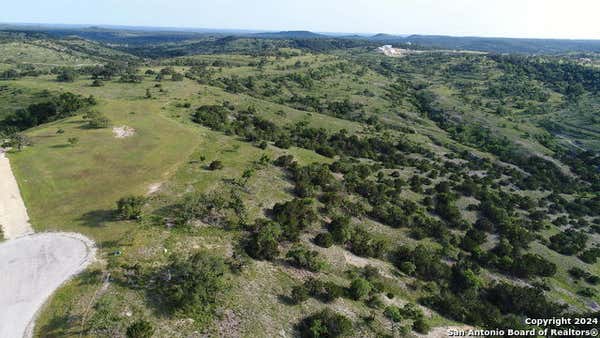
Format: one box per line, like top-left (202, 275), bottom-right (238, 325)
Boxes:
top-left (0, 233), bottom-right (95, 337)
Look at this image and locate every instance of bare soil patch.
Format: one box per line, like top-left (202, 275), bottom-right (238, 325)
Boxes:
top-left (112, 125), bottom-right (136, 138)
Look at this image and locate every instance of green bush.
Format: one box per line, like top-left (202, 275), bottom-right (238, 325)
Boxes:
top-left (348, 226), bottom-right (387, 258)
top-left (57, 68), bottom-right (77, 82)
top-left (157, 253), bottom-right (227, 327)
top-left (117, 195), bottom-right (146, 220)
top-left (327, 216), bottom-right (352, 244)
top-left (126, 320), bottom-right (155, 338)
top-left (348, 277), bottom-right (373, 301)
top-left (298, 309), bottom-right (353, 338)
top-left (91, 79), bottom-right (104, 87)
top-left (84, 110), bottom-right (111, 129)
top-left (272, 198), bottom-right (316, 241)
top-left (549, 229), bottom-right (588, 255)
top-left (171, 72), bottom-right (184, 81)
top-left (67, 137), bottom-right (79, 146)
top-left (291, 284), bottom-right (310, 304)
top-left (303, 278), bottom-right (344, 302)
top-left (274, 154), bottom-right (294, 167)
top-left (192, 105), bottom-right (230, 130)
top-left (286, 244), bottom-right (324, 272)
top-left (579, 247), bottom-right (600, 264)
top-left (412, 318), bottom-right (430, 334)
top-left (399, 261), bottom-right (416, 276)
top-left (384, 305), bottom-right (402, 322)
top-left (245, 220), bottom-right (282, 260)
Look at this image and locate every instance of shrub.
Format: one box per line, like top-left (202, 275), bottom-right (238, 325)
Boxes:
top-left (117, 195), bottom-right (146, 220)
top-left (384, 305), bottom-right (402, 322)
top-left (171, 72), bottom-right (184, 81)
top-left (192, 105), bottom-right (229, 130)
top-left (511, 253), bottom-right (556, 278)
top-left (412, 318), bottom-right (430, 334)
top-left (67, 137), bottom-right (79, 146)
top-left (579, 248), bottom-right (600, 264)
top-left (120, 73), bottom-right (143, 83)
top-left (91, 79), bottom-right (104, 87)
top-left (286, 244), bottom-right (324, 272)
top-left (274, 155), bottom-right (294, 167)
top-left (400, 303), bottom-right (424, 320)
top-left (586, 275), bottom-right (600, 285)
top-left (348, 277), bottom-right (373, 301)
top-left (57, 68), bottom-right (77, 82)
top-left (303, 278), bottom-right (344, 302)
top-left (327, 216), bottom-right (352, 244)
top-left (174, 191), bottom-right (245, 228)
top-left (88, 116), bottom-right (111, 129)
top-left (298, 309), bottom-right (353, 338)
top-left (568, 267), bottom-right (588, 279)
top-left (549, 229), bottom-right (588, 255)
top-left (348, 226), bottom-right (387, 258)
top-left (157, 253), bottom-right (227, 327)
top-left (126, 320), bottom-right (154, 338)
top-left (577, 288), bottom-right (597, 297)
top-left (291, 284), bottom-right (310, 304)
top-left (0, 68), bottom-right (20, 80)
top-left (392, 245), bottom-right (450, 281)
top-left (399, 261), bottom-right (416, 276)
top-left (245, 220), bottom-right (281, 260)
top-left (314, 233), bottom-right (334, 248)
top-left (272, 198), bottom-right (316, 241)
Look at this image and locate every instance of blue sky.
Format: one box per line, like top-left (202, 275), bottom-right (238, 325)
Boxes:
top-left (1, 0), bottom-right (599, 39)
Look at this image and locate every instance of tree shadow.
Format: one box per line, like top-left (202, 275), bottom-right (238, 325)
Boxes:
top-left (77, 124), bottom-right (101, 130)
top-left (63, 120), bottom-right (86, 125)
top-left (98, 239), bottom-right (122, 249)
top-left (277, 294), bottom-right (296, 305)
top-left (37, 314), bottom-right (84, 337)
top-left (49, 144), bottom-right (71, 149)
top-left (77, 209), bottom-right (115, 227)
top-left (77, 268), bottom-right (104, 286)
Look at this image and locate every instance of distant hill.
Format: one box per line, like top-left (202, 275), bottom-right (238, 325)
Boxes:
top-left (2, 24), bottom-right (600, 54)
top-left (249, 30), bottom-right (328, 39)
top-left (368, 34), bottom-right (600, 54)
top-left (369, 33), bottom-right (409, 40)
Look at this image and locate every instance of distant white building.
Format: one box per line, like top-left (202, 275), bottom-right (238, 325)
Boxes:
top-left (377, 45), bottom-right (409, 57)
top-left (377, 45), bottom-right (393, 52)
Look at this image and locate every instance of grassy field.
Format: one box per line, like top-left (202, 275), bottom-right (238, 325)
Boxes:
top-left (1, 43), bottom-right (598, 337)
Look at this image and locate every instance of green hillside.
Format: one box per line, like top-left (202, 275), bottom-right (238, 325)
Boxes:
top-left (1, 32), bottom-right (599, 337)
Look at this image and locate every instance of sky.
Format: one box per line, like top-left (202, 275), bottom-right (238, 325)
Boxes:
top-left (1, 0), bottom-right (599, 39)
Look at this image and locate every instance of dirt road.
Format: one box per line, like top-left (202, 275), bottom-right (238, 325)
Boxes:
top-left (0, 149), bottom-right (33, 239)
top-left (0, 232), bottom-right (95, 337)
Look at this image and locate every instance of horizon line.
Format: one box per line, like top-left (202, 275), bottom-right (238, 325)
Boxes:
top-left (1, 21), bottom-right (600, 42)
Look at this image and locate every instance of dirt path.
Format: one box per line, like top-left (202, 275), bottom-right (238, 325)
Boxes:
top-left (0, 232), bottom-right (95, 338)
top-left (0, 149), bottom-right (33, 239)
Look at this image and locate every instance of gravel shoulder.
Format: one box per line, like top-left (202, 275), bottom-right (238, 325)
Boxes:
top-left (0, 149), bottom-right (33, 239)
top-left (0, 232), bottom-right (96, 338)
